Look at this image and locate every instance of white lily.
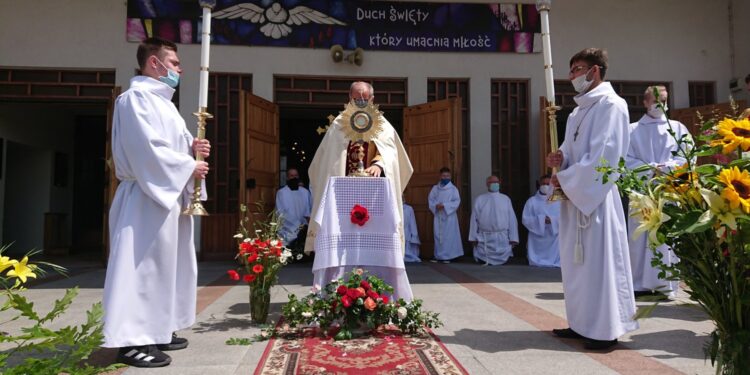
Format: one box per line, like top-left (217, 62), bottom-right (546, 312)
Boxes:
top-left (629, 191), bottom-right (670, 246)
top-left (700, 188), bottom-right (739, 231)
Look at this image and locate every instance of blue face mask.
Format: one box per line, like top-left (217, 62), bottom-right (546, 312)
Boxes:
top-left (440, 178), bottom-right (451, 186)
top-left (489, 182), bottom-right (500, 192)
top-left (354, 98), bottom-right (369, 108)
top-left (155, 57), bottom-right (180, 88)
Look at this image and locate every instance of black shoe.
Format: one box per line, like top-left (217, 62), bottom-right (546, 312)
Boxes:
top-left (634, 290), bottom-right (656, 297)
top-left (156, 332), bottom-right (189, 351)
top-left (552, 328), bottom-right (584, 339)
top-left (117, 345), bottom-right (172, 367)
top-left (584, 338), bottom-right (618, 350)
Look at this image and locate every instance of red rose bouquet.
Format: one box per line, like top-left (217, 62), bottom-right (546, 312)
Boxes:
top-left (281, 268), bottom-right (442, 340)
top-left (227, 203), bottom-right (293, 324)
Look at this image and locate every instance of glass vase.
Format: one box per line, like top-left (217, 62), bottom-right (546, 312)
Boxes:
top-left (249, 287), bottom-right (271, 324)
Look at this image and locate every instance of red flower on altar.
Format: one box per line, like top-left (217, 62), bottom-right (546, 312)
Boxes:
top-left (381, 295), bottom-right (389, 304)
top-left (341, 295), bottom-right (353, 308)
top-left (346, 288), bottom-right (361, 300)
top-left (243, 274), bottom-right (256, 283)
top-left (350, 204), bottom-right (370, 226)
top-left (227, 270), bottom-right (240, 281)
top-left (252, 264), bottom-right (264, 274)
top-left (336, 285), bottom-right (348, 296)
top-left (247, 252), bottom-right (259, 263)
top-left (360, 280), bottom-right (371, 290)
top-left (367, 290), bottom-right (379, 300)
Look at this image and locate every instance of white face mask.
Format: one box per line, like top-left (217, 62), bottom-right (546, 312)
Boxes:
top-left (571, 68), bottom-right (594, 93)
top-left (539, 184), bottom-right (553, 195)
top-left (647, 103), bottom-right (667, 118)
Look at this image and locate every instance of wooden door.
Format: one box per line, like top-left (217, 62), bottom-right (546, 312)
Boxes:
top-left (240, 91), bottom-right (280, 232)
top-left (403, 98), bottom-right (462, 259)
top-left (102, 86), bottom-right (121, 265)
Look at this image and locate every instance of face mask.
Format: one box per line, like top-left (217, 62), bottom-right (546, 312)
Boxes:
top-left (354, 98), bottom-right (369, 108)
top-left (286, 178), bottom-right (299, 190)
top-left (539, 184), bottom-right (553, 195)
top-left (571, 68), bottom-right (593, 93)
top-left (440, 178), bottom-right (451, 186)
top-left (154, 57), bottom-right (180, 88)
top-left (489, 183), bottom-right (500, 192)
top-left (647, 103), bottom-right (667, 118)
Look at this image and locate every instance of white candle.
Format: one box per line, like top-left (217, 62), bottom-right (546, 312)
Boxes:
top-left (198, 6), bottom-right (212, 108)
top-left (538, 7), bottom-right (555, 105)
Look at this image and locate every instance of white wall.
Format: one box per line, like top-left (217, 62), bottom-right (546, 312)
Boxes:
top-left (0, 0), bottom-right (735, 202)
top-left (732, 0), bottom-right (750, 103)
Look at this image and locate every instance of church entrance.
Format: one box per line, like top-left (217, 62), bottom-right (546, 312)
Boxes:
top-left (0, 68), bottom-right (117, 263)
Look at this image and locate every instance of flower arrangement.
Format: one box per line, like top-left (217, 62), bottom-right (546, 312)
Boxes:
top-left (0, 246), bottom-right (119, 374)
top-left (598, 98), bottom-right (750, 374)
top-left (228, 203), bottom-right (299, 324)
top-left (281, 268), bottom-right (442, 340)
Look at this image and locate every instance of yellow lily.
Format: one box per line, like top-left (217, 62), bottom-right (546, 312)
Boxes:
top-left (6, 256), bottom-right (37, 283)
top-left (0, 255), bottom-right (18, 273)
top-left (700, 188), bottom-right (740, 231)
top-left (629, 191), bottom-right (670, 246)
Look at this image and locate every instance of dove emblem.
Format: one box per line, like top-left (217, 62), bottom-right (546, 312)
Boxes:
top-left (213, 2), bottom-right (347, 40)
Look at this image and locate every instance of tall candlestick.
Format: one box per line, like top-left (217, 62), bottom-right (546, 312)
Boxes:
top-left (537, 0), bottom-right (555, 105)
top-left (184, 0), bottom-right (216, 216)
top-left (198, 6), bottom-right (212, 108)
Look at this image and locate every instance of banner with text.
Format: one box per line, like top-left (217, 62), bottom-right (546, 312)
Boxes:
top-left (127, 0), bottom-right (541, 53)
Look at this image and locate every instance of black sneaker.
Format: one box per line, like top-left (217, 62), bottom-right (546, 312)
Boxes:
top-left (117, 345), bottom-right (171, 367)
top-left (552, 328), bottom-right (584, 339)
top-left (584, 338), bottom-right (618, 350)
top-left (156, 332), bottom-right (189, 351)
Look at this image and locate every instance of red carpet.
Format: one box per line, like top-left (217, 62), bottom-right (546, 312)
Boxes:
top-left (254, 326), bottom-right (468, 375)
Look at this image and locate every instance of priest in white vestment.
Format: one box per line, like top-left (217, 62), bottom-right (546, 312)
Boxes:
top-left (403, 201), bottom-right (421, 262)
top-left (522, 175), bottom-right (560, 267)
top-left (103, 38), bottom-right (209, 368)
top-left (429, 167), bottom-right (463, 263)
top-left (547, 48), bottom-right (638, 350)
top-left (275, 168), bottom-right (312, 245)
top-left (469, 175), bottom-right (519, 265)
top-left (625, 86), bottom-right (690, 297)
top-left (305, 82), bottom-right (414, 300)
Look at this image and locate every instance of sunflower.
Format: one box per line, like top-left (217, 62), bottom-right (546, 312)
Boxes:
top-left (718, 166), bottom-right (750, 213)
top-left (710, 118), bottom-right (750, 154)
top-left (664, 163), bottom-right (698, 197)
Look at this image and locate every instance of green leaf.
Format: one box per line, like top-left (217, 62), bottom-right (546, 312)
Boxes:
top-left (39, 287), bottom-right (78, 324)
top-left (8, 293), bottom-right (39, 321)
top-left (683, 210), bottom-right (714, 234)
top-left (632, 303), bottom-right (659, 320)
top-left (667, 210), bottom-right (704, 237)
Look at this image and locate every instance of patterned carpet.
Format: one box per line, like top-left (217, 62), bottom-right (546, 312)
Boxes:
top-left (254, 326), bottom-right (467, 375)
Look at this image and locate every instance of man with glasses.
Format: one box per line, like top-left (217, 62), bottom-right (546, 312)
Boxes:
top-left (546, 48), bottom-right (638, 350)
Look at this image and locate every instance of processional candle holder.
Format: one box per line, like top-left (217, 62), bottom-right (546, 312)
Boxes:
top-left (184, 0), bottom-right (217, 216)
top-left (536, 0), bottom-right (567, 201)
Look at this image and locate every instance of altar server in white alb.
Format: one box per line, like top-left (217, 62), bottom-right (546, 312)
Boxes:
top-left (547, 48), bottom-right (638, 350)
top-left (428, 167), bottom-right (463, 263)
top-left (625, 85), bottom-right (691, 297)
top-left (275, 167), bottom-right (312, 247)
top-left (522, 175), bottom-right (560, 267)
top-left (103, 37), bottom-right (210, 368)
top-left (469, 175), bottom-right (519, 265)
top-left (403, 200), bottom-right (421, 262)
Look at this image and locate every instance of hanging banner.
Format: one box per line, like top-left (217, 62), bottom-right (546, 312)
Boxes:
top-left (127, 0), bottom-right (541, 53)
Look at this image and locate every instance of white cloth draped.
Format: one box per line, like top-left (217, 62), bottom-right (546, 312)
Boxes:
top-left (312, 177), bottom-right (413, 301)
top-left (428, 182), bottom-right (463, 261)
top-left (556, 82), bottom-right (639, 341)
top-left (305, 114), bottom-right (413, 255)
top-left (625, 114), bottom-right (689, 295)
top-left (468, 192), bottom-right (519, 265)
top-left (522, 191), bottom-right (561, 267)
top-left (403, 203), bottom-right (421, 262)
top-left (275, 185), bottom-right (312, 243)
top-left (103, 76), bottom-right (203, 348)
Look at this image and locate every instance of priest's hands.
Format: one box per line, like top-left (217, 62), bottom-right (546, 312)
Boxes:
top-left (192, 139), bottom-right (211, 158)
top-left (546, 150), bottom-right (563, 168)
top-left (365, 164), bottom-right (383, 177)
top-left (194, 161), bottom-right (209, 179)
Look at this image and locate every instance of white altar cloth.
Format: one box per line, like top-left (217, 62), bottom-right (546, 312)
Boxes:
top-left (312, 176), bottom-right (413, 301)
